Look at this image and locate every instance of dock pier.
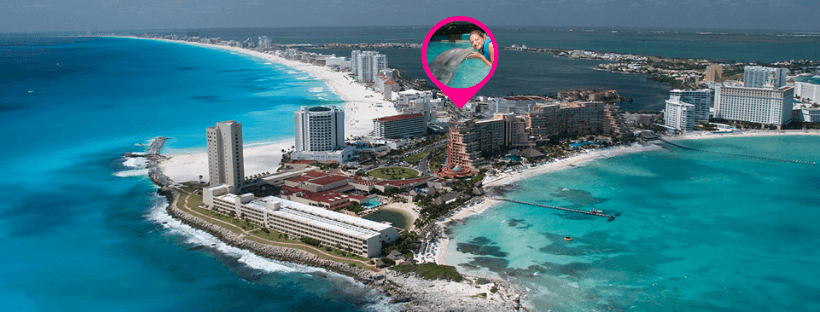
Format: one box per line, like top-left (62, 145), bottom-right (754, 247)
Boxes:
top-left (491, 197), bottom-right (618, 221)
top-left (657, 137), bottom-right (816, 166)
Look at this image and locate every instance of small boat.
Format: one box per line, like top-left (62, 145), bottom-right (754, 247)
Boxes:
top-left (564, 237), bottom-right (572, 241)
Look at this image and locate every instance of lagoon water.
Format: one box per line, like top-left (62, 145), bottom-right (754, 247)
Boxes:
top-left (0, 37), bottom-right (381, 311)
top-left (445, 136), bottom-right (820, 311)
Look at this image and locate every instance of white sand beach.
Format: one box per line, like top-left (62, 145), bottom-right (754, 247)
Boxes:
top-left (128, 37), bottom-right (400, 183)
top-left (666, 128), bottom-right (820, 142)
top-left (483, 142), bottom-right (662, 188)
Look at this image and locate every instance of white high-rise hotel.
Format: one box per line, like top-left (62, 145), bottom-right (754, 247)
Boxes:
top-left (714, 66), bottom-right (794, 125)
top-left (664, 100), bottom-right (696, 131)
top-left (292, 106), bottom-right (352, 162)
top-left (351, 50), bottom-right (387, 83)
top-left (207, 120), bottom-right (244, 192)
top-left (743, 66), bottom-right (788, 89)
top-left (669, 89), bottom-right (711, 122)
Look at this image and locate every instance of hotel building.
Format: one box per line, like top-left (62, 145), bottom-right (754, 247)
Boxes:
top-left (526, 101), bottom-right (629, 142)
top-left (444, 116), bottom-right (520, 172)
top-left (202, 187), bottom-right (399, 258)
top-left (744, 66), bottom-right (787, 89)
top-left (714, 86), bottom-right (794, 125)
top-left (292, 106), bottom-right (353, 163)
top-left (494, 113), bottom-right (532, 149)
top-left (373, 113), bottom-right (426, 139)
top-left (351, 50), bottom-right (387, 83)
top-left (704, 64), bottom-right (723, 82)
top-left (207, 120), bottom-right (244, 192)
top-left (669, 89), bottom-right (711, 122)
top-left (793, 76), bottom-right (820, 104)
top-left (664, 100), bottom-right (696, 131)
top-left (491, 96), bottom-right (549, 114)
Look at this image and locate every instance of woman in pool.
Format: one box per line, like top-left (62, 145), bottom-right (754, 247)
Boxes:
top-left (466, 30), bottom-right (494, 66)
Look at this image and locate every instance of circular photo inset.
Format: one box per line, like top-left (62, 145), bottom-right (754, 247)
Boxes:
top-left (425, 21), bottom-right (496, 88)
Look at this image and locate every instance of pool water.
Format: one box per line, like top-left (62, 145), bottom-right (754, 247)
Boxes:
top-left (571, 141), bottom-right (600, 147)
top-left (426, 42), bottom-right (492, 88)
top-left (361, 198), bottom-right (383, 209)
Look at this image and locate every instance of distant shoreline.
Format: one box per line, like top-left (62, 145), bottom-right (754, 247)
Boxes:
top-left (117, 36), bottom-right (401, 183)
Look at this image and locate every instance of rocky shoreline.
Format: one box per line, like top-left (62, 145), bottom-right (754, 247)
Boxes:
top-left (144, 138), bottom-right (527, 311)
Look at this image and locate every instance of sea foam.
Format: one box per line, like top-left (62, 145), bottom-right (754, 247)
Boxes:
top-left (144, 194), bottom-right (320, 274)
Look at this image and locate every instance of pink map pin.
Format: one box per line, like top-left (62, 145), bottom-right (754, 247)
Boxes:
top-left (422, 16), bottom-right (498, 109)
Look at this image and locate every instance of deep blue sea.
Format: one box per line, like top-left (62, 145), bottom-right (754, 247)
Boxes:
top-left (0, 37), bottom-right (385, 311)
top-left (445, 136), bottom-right (820, 311)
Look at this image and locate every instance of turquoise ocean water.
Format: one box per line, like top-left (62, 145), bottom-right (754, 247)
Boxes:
top-left (445, 136), bottom-right (820, 311)
top-left (0, 37), bottom-right (383, 311)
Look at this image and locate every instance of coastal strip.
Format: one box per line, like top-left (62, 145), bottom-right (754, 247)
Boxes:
top-left (141, 139), bottom-right (527, 311)
top-left (434, 130), bottom-right (820, 266)
top-left (120, 36), bottom-right (401, 183)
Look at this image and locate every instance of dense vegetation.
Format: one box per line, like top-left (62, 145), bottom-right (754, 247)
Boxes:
top-left (451, 170), bottom-right (486, 194)
top-left (651, 75), bottom-right (685, 89)
top-left (300, 237), bottom-right (321, 247)
top-left (392, 263), bottom-right (463, 282)
top-left (415, 192), bottom-right (468, 226)
top-left (340, 202), bottom-right (364, 214)
top-left (381, 231), bottom-right (419, 258)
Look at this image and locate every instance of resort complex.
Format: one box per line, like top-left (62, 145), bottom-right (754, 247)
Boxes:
top-left (202, 186), bottom-right (399, 258)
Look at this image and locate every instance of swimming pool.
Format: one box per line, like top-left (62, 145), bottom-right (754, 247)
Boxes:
top-left (571, 141), bottom-right (600, 147)
top-left (426, 42), bottom-right (491, 88)
top-left (504, 156), bottom-right (522, 162)
top-left (361, 198), bottom-right (384, 209)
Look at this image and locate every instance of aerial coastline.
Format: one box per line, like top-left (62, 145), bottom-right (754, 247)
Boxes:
top-left (114, 32), bottom-right (819, 312)
top-left (123, 36), bottom-right (401, 182)
top-left (123, 36), bottom-right (529, 310)
top-left (432, 129), bottom-right (820, 267)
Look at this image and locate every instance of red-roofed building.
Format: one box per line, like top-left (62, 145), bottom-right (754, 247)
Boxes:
top-left (284, 171), bottom-right (351, 192)
top-left (280, 170), bottom-right (373, 209)
top-left (373, 113), bottom-right (426, 139)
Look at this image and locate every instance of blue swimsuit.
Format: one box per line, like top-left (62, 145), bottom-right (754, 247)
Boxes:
top-left (482, 38), bottom-right (492, 62)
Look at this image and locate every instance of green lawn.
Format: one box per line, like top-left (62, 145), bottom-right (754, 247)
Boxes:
top-left (402, 146), bottom-right (444, 163)
top-left (367, 167), bottom-right (420, 179)
top-left (178, 192), bottom-right (258, 234)
top-left (391, 263), bottom-right (463, 282)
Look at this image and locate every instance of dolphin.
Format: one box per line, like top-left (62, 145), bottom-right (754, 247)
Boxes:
top-left (428, 48), bottom-right (474, 86)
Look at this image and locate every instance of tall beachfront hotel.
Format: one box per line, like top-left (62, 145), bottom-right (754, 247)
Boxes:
top-left (664, 100), bottom-right (696, 131)
top-left (714, 66), bottom-right (793, 126)
top-left (669, 89), bottom-right (711, 122)
top-left (743, 66), bottom-right (788, 89)
top-left (292, 106), bottom-right (353, 163)
top-left (207, 120), bottom-right (245, 192)
top-left (351, 50), bottom-right (387, 83)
